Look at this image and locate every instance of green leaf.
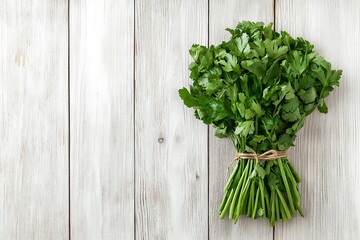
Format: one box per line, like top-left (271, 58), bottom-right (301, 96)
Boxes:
top-left (282, 97), bottom-right (300, 112)
top-left (318, 101), bottom-right (328, 113)
top-left (277, 133), bottom-right (295, 150)
top-left (236, 102), bottom-right (246, 118)
top-left (251, 101), bottom-right (265, 117)
top-left (241, 59), bottom-right (267, 79)
top-left (189, 44), bottom-right (206, 61)
top-left (234, 121), bottom-right (255, 137)
top-left (234, 33), bottom-right (251, 55)
top-left (226, 84), bottom-right (238, 102)
top-left (273, 84), bottom-right (295, 106)
top-left (255, 164), bottom-right (266, 179)
top-left (299, 75), bottom-right (315, 89)
top-left (281, 108), bottom-right (301, 122)
top-left (264, 39), bottom-right (288, 59)
top-left (245, 109), bottom-right (256, 120)
top-left (285, 50), bottom-right (308, 75)
top-left (216, 53), bottom-right (239, 72)
top-left (304, 103), bottom-right (315, 112)
top-left (250, 39), bottom-right (266, 57)
top-left (329, 70), bottom-right (342, 86)
top-left (179, 88), bottom-right (197, 107)
top-left (198, 77), bottom-right (224, 95)
top-left (298, 87), bottom-right (317, 103)
top-left (257, 208), bottom-right (265, 217)
top-left (265, 161), bottom-right (274, 174)
top-left (252, 135), bottom-right (267, 143)
top-left (291, 116), bottom-right (305, 132)
top-left (215, 124), bottom-right (229, 138)
top-left (238, 92), bottom-right (246, 103)
top-left (267, 172), bottom-right (281, 190)
top-left (320, 86), bottom-right (334, 99)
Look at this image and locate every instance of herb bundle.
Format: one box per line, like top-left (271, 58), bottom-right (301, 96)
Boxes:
top-left (179, 22), bottom-right (341, 226)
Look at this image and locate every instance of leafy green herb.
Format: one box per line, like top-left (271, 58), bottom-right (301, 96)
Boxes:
top-left (180, 21), bottom-right (342, 226)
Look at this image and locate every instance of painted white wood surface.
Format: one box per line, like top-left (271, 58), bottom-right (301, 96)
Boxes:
top-left (208, 1), bottom-right (274, 239)
top-left (275, 0), bottom-right (360, 239)
top-left (70, 0), bottom-right (134, 239)
top-left (1, 0), bottom-right (360, 239)
top-left (0, 0), bottom-right (69, 239)
top-left (135, 0), bottom-right (208, 239)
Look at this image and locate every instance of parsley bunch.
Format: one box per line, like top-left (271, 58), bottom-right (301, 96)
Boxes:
top-left (179, 22), bottom-right (341, 226)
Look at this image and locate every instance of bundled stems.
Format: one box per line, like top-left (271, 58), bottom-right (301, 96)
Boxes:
top-left (219, 157), bottom-right (303, 226)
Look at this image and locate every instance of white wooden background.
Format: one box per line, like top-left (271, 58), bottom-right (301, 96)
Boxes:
top-left (0, 0), bottom-right (359, 239)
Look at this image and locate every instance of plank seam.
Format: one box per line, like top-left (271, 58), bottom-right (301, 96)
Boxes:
top-left (207, 0), bottom-right (210, 239)
top-left (67, 0), bottom-right (71, 239)
top-left (133, 0), bottom-right (136, 239)
top-left (273, 0), bottom-right (276, 30)
top-left (273, 0), bottom-right (276, 240)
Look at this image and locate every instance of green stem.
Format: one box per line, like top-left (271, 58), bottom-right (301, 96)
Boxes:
top-left (270, 190), bottom-right (275, 226)
top-left (247, 181), bottom-right (255, 216)
top-left (275, 192), bottom-right (280, 221)
top-left (277, 158), bottom-right (296, 215)
top-left (284, 162), bottom-right (301, 202)
top-left (220, 188), bottom-right (234, 219)
top-left (276, 188), bottom-right (292, 219)
top-left (259, 179), bottom-right (266, 218)
top-left (252, 187), bottom-right (260, 219)
top-left (287, 160), bottom-right (302, 183)
top-left (224, 161), bottom-right (240, 192)
top-left (219, 190), bottom-right (229, 213)
top-left (229, 160), bottom-right (250, 218)
top-left (236, 162), bottom-right (253, 217)
top-left (279, 198), bottom-right (288, 222)
top-left (264, 182), bottom-right (271, 218)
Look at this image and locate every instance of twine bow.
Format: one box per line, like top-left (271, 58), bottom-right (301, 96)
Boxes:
top-left (227, 149), bottom-right (287, 171)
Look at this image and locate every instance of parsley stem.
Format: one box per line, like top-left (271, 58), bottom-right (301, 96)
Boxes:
top-left (287, 160), bottom-right (302, 183)
top-left (236, 160), bottom-right (253, 216)
top-left (219, 190), bottom-right (229, 214)
top-left (270, 190), bottom-right (275, 226)
top-left (259, 179), bottom-right (266, 218)
top-left (277, 158), bottom-right (296, 215)
top-left (279, 198), bottom-right (288, 222)
top-left (230, 160), bottom-right (249, 218)
top-left (263, 181), bottom-right (271, 217)
top-left (252, 187), bottom-right (260, 219)
top-left (276, 188), bottom-right (292, 219)
top-left (247, 181), bottom-right (255, 216)
top-left (224, 160), bottom-right (240, 192)
top-left (275, 192), bottom-right (280, 221)
top-left (220, 188), bottom-right (234, 219)
top-left (284, 162), bottom-right (301, 202)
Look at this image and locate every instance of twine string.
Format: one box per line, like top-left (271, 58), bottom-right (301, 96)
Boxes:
top-left (227, 149), bottom-right (287, 171)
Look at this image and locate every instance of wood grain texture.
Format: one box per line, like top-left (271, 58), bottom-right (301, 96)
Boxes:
top-left (275, 0), bottom-right (360, 239)
top-left (1, 1), bottom-right (359, 239)
top-left (0, 0), bottom-right (69, 239)
top-left (135, 0), bottom-right (208, 239)
top-left (70, 0), bottom-right (134, 239)
top-left (208, 0), bottom-right (275, 239)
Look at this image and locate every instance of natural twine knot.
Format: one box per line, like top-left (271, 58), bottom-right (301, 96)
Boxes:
top-left (227, 149), bottom-right (287, 171)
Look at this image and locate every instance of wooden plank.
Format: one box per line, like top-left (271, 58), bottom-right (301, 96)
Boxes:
top-left (135, 0), bottom-right (208, 239)
top-left (275, 0), bottom-right (360, 239)
top-left (208, 0), bottom-right (275, 239)
top-left (69, 0), bottom-right (134, 239)
top-left (0, 0), bottom-right (69, 239)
